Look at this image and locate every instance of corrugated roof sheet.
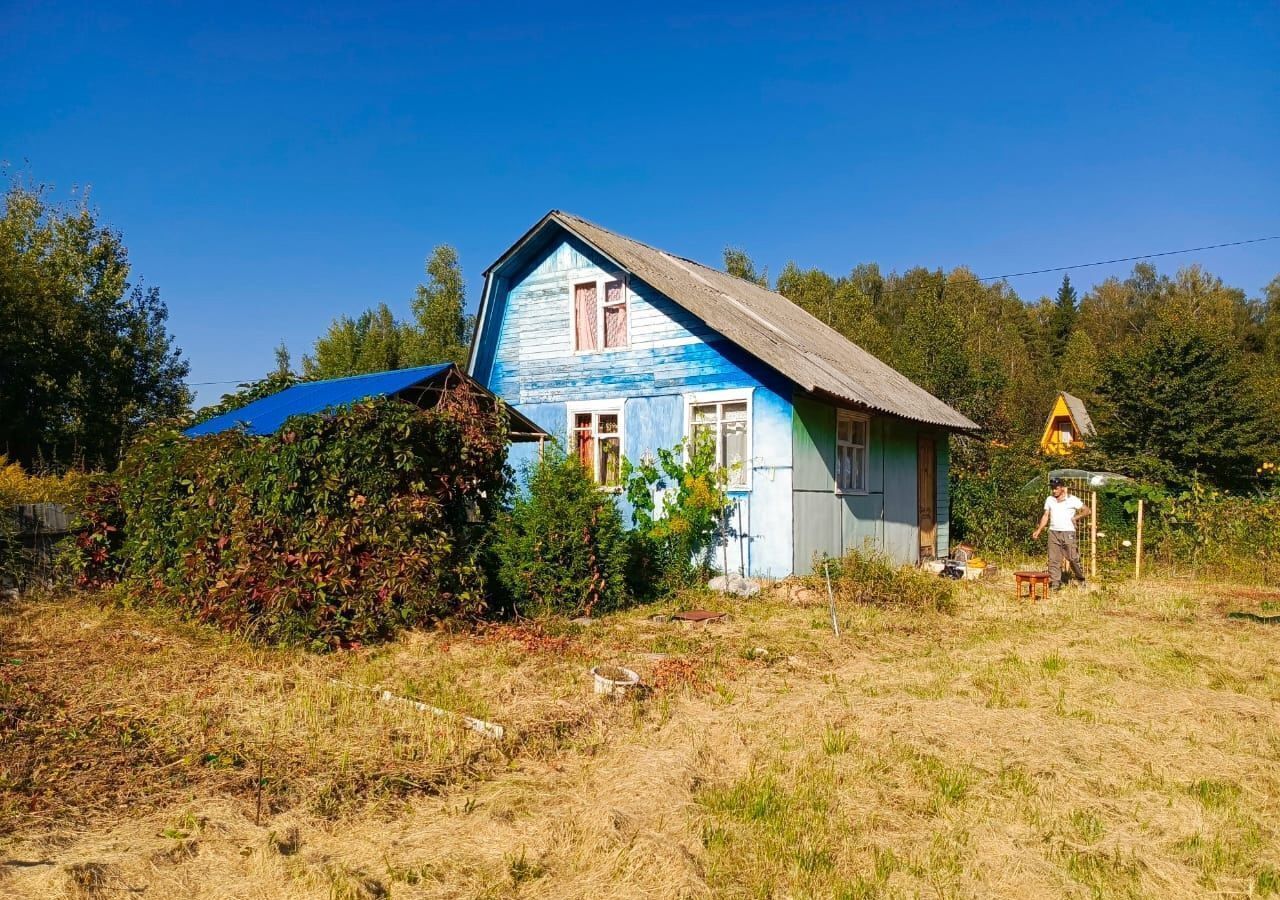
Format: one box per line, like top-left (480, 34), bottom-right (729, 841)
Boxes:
top-left (494, 212), bottom-right (978, 431)
top-left (186, 364), bottom-right (455, 437)
top-left (1060, 392), bottom-right (1096, 437)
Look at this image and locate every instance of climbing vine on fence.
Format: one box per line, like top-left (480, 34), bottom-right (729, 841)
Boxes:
top-left (79, 389), bottom-right (510, 648)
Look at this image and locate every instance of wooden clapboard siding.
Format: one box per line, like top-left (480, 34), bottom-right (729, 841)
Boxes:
top-left (476, 232), bottom-right (795, 577)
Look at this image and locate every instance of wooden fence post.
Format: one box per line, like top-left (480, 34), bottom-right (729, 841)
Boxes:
top-left (1090, 490), bottom-right (1098, 579)
top-left (1134, 498), bottom-right (1144, 580)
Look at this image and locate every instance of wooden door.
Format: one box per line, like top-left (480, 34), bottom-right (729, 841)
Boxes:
top-left (917, 436), bottom-right (936, 559)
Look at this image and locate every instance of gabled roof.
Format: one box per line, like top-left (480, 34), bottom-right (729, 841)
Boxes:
top-left (481, 211), bottom-right (978, 431)
top-left (186, 364), bottom-right (547, 440)
top-left (1060, 392), bottom-right (1096, 437)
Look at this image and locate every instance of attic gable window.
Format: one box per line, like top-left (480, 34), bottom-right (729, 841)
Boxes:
top-left (573, 278), bottom-right (628, 351)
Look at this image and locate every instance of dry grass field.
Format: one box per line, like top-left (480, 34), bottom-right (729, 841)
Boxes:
top-left (2, 575), bottom-right (1278, 899)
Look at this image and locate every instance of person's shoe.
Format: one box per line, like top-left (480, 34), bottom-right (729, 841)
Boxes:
top-left (1050, 584), bottom-right (1063, 592)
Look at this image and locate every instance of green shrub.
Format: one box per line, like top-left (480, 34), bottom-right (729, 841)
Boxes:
top-left (813, 549), bottom-right (955, 613)
top-left (1126, 480), bottom-right (1280, 585)
top-left (492, 448), bottom-right (631, 618)
top-left (75, 388), bottom-right (510, 648)
top-left (950, 437), bottom-right (1044, 557)
top-left (623, 436), bottom-right (732, 597)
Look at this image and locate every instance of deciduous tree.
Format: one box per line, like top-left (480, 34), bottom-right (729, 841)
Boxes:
top-left (0, 182), bottom-right (189, 468)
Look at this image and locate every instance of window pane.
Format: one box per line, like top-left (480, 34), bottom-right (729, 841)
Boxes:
top-left (723, 419), bottom-right (748, 483)
top-left (575, 428), bottom-right (594, 471)
top-left (691, 422), bottom-right (715, 458)
top-left (851, 446), bottom-right (864, 490)
top-left (597, 413), bottom-right (618, 435)
top-left (603, 303), bottom-right (627, 348)
top-left (722, 401), bottom-right (747, 421)
top-left (853, 419), bottom-right (867, 446)
top-left (837, 417), bottom-right (853, 443)
top-left (691, 404), bottom-right (717, 425)
top-left (599, 437), bottom-right (620, 486)
top-left (574, 283), bottom-right (597, 351)
top-left (604, 279), bottom-right (624, 304)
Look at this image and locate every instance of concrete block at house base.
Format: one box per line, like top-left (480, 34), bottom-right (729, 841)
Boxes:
top-left (707, 574), bottom-right (761, 597)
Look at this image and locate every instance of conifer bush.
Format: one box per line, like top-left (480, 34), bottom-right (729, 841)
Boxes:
top-left (491, 449), bottom-right (631, 618)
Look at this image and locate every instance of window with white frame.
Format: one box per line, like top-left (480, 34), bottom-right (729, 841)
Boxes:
top-left (571, 407), bottom-right (623, 487)
top-left (836, 411), bottom-right (868, 493)
top-left (689, 395), bottom-right (750, 488)
top-left (573, 277), bottom-right (628, 351)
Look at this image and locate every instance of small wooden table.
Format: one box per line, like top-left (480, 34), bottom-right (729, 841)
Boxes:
top-left (1015, 570), bottom-right (1051, 603)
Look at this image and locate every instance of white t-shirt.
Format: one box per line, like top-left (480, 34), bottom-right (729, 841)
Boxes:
top-left (1045, 494), bottom-right (1084, 532)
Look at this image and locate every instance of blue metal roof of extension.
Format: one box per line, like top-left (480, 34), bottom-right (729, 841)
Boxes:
top-left (186, 364), bottom-right (454, 437)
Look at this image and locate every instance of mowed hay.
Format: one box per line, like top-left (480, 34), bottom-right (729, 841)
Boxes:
top-left (3, 578), bottom-right (1280, 898)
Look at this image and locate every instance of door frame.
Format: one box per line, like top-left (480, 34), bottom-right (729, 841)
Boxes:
top-left (917, 435), bottom-right (937, 560)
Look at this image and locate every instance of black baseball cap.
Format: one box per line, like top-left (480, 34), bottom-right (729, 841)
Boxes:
top-left (1049, 477), bottom-right (1066, 488)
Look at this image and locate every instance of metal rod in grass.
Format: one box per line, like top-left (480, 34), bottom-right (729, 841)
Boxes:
top-left (721, 506), bottom-right (730, 596)
top-left (824, 556), bottom-right (840, 637)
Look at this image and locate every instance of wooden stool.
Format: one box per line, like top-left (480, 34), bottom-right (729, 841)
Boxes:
top-left (1015, 570), bottom-right (1051, 602)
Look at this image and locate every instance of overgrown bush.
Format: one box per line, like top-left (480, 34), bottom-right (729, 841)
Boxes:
top-left (623, 436), bottom-right (732, 597)
top-left (491, 448), bottom-right (631, 618)
top-left (77, 389), bottom-right (510, 648)
top-left (0, 455), bottom-right (97, 588)
top-left (949, 437), bottom-right (1044, 557)
top-left (67, 480), bottom-right (124, 591)
top-left (0, 455), bottom-right (93, 508)
top-left (1114, 478), bottom-right (1280, 585)
top-left (813, 549), bottom-right (955, 613)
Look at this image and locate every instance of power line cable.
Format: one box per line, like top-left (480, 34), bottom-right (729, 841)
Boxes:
top-left (187, 233), bottom-right (1280, 387)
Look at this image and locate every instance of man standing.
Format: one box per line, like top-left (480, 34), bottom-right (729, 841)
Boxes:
top-left (1033, 477), bottom-right (1091, 590)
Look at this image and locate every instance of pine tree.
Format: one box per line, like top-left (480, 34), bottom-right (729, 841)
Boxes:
top-left (1097, 319), bottom-right (1268, 489)
top-left (1048, 274), bottom-right (1077, 360)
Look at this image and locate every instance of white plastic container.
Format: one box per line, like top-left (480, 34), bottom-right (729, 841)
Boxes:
top-left (590, 665), bottom-right (640, 696)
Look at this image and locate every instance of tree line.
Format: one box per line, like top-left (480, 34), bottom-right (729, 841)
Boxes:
top-left (728, 249), bottom-right (1280, 493)
top-left (1, 181), bottom-right (473, 462)
top-left (5, 178), bottom-right (1277, 497)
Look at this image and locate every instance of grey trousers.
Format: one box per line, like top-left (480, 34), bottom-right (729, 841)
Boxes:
top-left (1048, 530), bottom-right (1085, 586)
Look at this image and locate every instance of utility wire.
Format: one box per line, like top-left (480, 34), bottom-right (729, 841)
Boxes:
top-left (187, 233), bottom-right (1280, 387)
top-left (970, 234), bottom-right (1278, 284)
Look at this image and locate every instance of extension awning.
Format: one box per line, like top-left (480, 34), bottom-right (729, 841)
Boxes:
top-left (185, 363), bottom-right (548, 441)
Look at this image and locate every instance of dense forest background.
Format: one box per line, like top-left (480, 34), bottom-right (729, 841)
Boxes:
top-left (727, 251), bottom-right (1280, 488)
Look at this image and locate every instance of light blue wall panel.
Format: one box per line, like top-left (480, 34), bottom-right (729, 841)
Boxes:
top-left (478, 231), bottom-right (795, 578)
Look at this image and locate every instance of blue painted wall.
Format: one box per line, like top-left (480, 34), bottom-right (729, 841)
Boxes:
top-left (476, 230), bottom-right (795, 577)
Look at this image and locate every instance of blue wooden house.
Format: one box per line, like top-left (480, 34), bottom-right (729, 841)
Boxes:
top-left (469, 212), bottom-right (978, 577)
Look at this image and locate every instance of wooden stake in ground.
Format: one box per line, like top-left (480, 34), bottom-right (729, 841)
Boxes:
top-left (1134, 498), bottom-right (1144, 580)
top-left (824, 558), bottom-right (840, 637)
top-left (1090, 490), bottom-right (1098, 579)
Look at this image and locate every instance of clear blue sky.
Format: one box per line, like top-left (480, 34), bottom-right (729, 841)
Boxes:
top-left (3, 1), bottom-right (1277, 405)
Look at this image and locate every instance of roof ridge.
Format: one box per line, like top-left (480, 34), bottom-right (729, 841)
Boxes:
top-left (519, 212), bottom-right (978, 430)
top-left (552, 211), bottom-right (762, 288)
